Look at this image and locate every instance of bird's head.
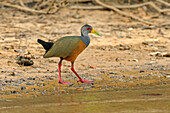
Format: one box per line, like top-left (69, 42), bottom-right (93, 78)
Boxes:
top-left (81, 24), bottom-right (102, 37)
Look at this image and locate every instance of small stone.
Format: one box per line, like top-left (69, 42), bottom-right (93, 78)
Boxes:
top-left (8, 72), bottom-right (16, 76)
top-left (31, 88), bottom-right (36, 91)
top-left (69, 84), bottom-right (74, 87)
top-left (11, 90), bottom-right (17, 94)
top-left (162, 82), bottom-right (167, 85)
top-left (21, 86), bottom-right (26, 90)
top-left (138, 76), bottom-right (142, 79)
top-left (91, 83), bottom-right (94, 85)
top-left (41, 83), bottom-right (45, 86)
top-left (139, 70), bottom-right (145, 73)
top-left (27, 77), bottom-right (33, 80)
top-left (165, 76), bottom-right (170, 78)
top-left (25, 91), bottom-right (29, 94)
top-left (109, 72), bottom-right (118, 75)
top-left (13, 84), bottom-right (20, 87)
top-left (137, 83), bottom-right (143, 86)
top-left (117, 35), bottom-right (123, 38)
top-left (129, 76), bottom-right (135, 80)
top-left (145, 63), bottom-right (152, 65)
top-left (16, 56), bottom-right (34, 66)
top-left (145, 75), bottom-right (151, 77)
top-left (120, 75), bottom-right (125, 78)
top-left (128, 59), bottom-right (138, 62)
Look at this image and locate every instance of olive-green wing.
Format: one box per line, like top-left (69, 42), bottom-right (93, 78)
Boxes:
top-left (43, 36), bottom-right (81, 58)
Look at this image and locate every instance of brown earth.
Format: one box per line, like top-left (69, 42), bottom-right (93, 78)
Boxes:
top-left (0, 6), bottom-right (170, 98)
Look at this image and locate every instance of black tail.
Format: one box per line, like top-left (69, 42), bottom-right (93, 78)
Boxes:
top-left (37, 39), bottom-right (53, 53)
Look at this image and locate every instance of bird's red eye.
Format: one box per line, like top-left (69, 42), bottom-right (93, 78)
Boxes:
top-left (87, 27), bottom-right (91, 30)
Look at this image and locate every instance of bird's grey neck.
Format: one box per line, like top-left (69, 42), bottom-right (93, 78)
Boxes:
top-left (80, 35), bottom-right (90, 47)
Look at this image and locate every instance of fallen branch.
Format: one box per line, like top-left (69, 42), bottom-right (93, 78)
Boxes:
top-left (94, 0), bottom-right (155, 25)
top-left (0, 2), bottom-right (47, 14)
top-left (71, 1), bottom-right (170, 13)
top-left (70, 5), bottom-right (104, 10)
top-left (0, 0), bottom-right (69, 14)
top-left (113, 2), bottom-right (170, 13)
top-left (157, 0), bottom-right (170, 6)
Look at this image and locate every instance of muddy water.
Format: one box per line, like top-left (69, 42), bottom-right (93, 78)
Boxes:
top-left (0, 84), bottom-right (170, 113)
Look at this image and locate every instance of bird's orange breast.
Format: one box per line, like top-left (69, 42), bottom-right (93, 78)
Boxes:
top-left (64, 40), bottom-right (87, 62)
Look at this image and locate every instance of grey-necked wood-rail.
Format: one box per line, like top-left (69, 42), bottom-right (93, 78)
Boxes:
top-left (37, 24), bottom-right (101, 84)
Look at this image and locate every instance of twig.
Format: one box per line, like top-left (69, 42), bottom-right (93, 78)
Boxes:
top-left (0, 2), bottom-right (48, 14)
top-left (114, 2), bottom-right (170, 13)
top-left (94, 0), bottom-right (155, 25)
top-left (70, 5), bottom-right (104, 10)
top-left (46, 0), bottom-right (56, 14)
top-left (157, 0), bottom-right (170, 7)
top-left (71, 1), bottom-right (170, 13)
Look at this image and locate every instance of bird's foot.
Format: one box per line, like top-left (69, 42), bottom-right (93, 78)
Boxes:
top-left (77, 80), bottom-right (93, 83)
top-left (59, 81), bottom-right (71, 84)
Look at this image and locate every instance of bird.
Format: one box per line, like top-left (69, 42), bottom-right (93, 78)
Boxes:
top-left (37, 24), bottom-right (101, 84)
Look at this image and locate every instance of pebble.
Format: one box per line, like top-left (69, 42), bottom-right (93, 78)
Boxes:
top-left (109, 72), bottom-right (118, 75)
top-left (145, 75), bottom-right (151, 77)
top-left (69, 84), bottom-right (74, 87)
top-left (31, 88), bottom-right (36, 91)
top-left (12, 84), bottom-right (20, 87)
top-left (21, 86), bottom-right (26, 90)
top-left (91, 83), bottom-right (94, 85)
top-left (10, 90), bottom-right (17, 94)
top-left (25, 91), bottom-right (28, 94)
top-left (120, 75), bottom-right (125, 78)
top-left (137, 83), bottom-right (143, 86)
top-left (165, 76), bottom-right (170, 78)
top-left (117, 35), bottom-right (124, 38)
top-left (145, 63), bottom-right (152, 65)
top-left (142, 25), bottom-right (156, 30)
top-left (128, 59), bottom-right (138, 62)
top-left (162, 82), bottom-right (167, 85)
top-left (138, 76), bottom-right (142, 79)
top-left (41, 83), bottom-right (46, 86)
top-left (139, 70), bottom-right (145, 73)
top-left (6, 100), bottom-right (13, 102)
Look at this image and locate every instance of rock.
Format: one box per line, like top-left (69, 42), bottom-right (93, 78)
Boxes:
top-left (129, 76), bottom-right (135, 80)
top-left (91, 83), bottom-right (94, 85)
top-left (25, 91), bottom-right (29, 94)
top-left (120, 75), bottom-right (125, 78)
top-left (12, 84), bottom-right (20, 87)
top-left (145, 63), bottom-right (152, 65)
top-left (157, 52), bottom-right (170, 57)
top-left (10, 90), bottom-right (17, 94)
top-left (149, 52), bottom-right (161, 56)
top-left (109, 72), bottom-right (118, 75)
top-left (16, 56), bottom-right (34, 66)
top-left (165, 76), bottom-right (170, 78)
top-left (117, 35), bottom-right (124, 38)
top-left (31, 88), bottom-right (36, 91)
top-left (41, 83), bottom-right (45, 86)
top-left (142, 25), bottom-right (156, 30)
top-left (137, 83), bottom-right (143, 86)
top-left (14, 49), bottom-right (25, 53)
top-left (139, 70), bottom-right (145, 73)
top-left (21, 86), bottom-right (26, 90)
top-left (128, 59), bottom-right (138, 62)
top-left (8, 72), bottom-right (16, 76)
top-left (138, 76), bottom-right (142, 79)
top-left (115, 44), bottom-right (130, 50)
top-left (162, 82), bottom-right (167, 85)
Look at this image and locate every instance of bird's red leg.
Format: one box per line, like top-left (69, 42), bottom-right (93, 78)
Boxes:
top-left (71, 63), bottom-right (92, 83)
top-left (58, 58), bottom-right (71, 84)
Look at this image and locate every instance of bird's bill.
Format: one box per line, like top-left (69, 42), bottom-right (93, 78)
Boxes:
top-left (91, 29), bottom-right (102, 36)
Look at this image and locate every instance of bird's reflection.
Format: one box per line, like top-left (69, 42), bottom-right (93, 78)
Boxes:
top-left (57, 84), bottom-right (75, 106)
